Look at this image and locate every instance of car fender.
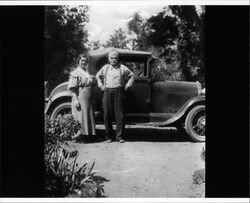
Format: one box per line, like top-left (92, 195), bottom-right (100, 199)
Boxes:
top-left (157, 96), bottom-right (205, 126)
top-left (45, 91), bottom-right (72, 115)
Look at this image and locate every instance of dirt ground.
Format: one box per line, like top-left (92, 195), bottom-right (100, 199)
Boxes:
top-left (71, 125), bottom-right (205, 198)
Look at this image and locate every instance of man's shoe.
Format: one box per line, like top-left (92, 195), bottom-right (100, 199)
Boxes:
top-left (118, 139), bottom-right (125, 143)
top-left (104, 139), bottom-right (112, 143)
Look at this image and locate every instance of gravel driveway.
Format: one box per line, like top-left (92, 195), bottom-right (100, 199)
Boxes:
top-left (72, 125), bottom-right (205, 198)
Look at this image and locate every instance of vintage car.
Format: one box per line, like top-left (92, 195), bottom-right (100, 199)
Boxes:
top-left (45, 48), bottom-right (205, 142)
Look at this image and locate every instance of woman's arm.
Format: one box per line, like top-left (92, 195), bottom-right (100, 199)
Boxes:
top-left (70, 87), bottom-right (80, 109)
top-left (68, 74), bottom-right (80, 109)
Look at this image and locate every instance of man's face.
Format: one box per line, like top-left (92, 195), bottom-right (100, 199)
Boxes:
top-left (109, 54), bottom-right (118, 66)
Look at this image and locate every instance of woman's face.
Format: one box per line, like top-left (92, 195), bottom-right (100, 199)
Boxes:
top-left (79, 56), bottom-right (88, 70)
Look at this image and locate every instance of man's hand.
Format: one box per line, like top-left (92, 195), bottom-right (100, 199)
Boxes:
top-left (125, 84), bottom-right (131, 91)
top-left (100, 85), bottom-right (106, 91)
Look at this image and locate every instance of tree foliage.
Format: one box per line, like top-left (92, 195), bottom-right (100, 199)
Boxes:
top-left (128, 12), bottom-right (143, 35)
top-left (103, 28), bottom-right (130, 49)
top-left (127, 12), bottom-right (149, 51)
top-left (102, 7), bottom-right (205, 82)
top-left (45, 5), bottom-right (205, 87)
top-left (170, 6), bottom-right (205, 82)
top-left (146, 6), bottom-right (205, 83)
top-left (147, 10), bottom-right (178, 48)
top-left (45, 6), bottom-right (89, 92)
top-left (88, 40), bottom-right (102, 50)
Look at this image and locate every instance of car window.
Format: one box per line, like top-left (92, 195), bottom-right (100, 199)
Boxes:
top-left (150, 59), bottom-right (165, 81)
top-left (123, 62), bottom-right (146, 77)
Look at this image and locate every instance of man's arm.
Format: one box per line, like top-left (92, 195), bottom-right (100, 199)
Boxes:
top-left (123, 65), bottom-right (135, 90)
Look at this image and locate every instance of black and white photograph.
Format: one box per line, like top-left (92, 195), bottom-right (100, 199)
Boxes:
top-left (0, 0), bottom-right (249, 202)
top-left (44, 3), bottom-right (205, 198)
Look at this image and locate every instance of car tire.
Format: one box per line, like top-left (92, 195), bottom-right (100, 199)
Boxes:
top-left (185, 105), bottom-right (205, 142)
top-left (50, 102), bottom-right (72, 120)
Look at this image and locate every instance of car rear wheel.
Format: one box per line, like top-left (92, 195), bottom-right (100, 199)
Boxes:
top-left (50, 102), bottom-right (72, 120)
top-left (185, 105), bottom-right (205, 142)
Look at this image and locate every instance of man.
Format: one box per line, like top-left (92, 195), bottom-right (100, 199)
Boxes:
top-left (96, 49), bottom-right (135, 143)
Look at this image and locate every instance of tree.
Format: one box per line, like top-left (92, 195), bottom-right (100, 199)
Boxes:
top-left (104, 28), bottom-right (129, 49)
top-left (145, 6), bottom-right (204, 82)
top-left (127, 12), bottom-right (154, 51)
top-left (145, 7), bottom-right (183, 80)
top-left (128, 12), bottom-right (143, 35)
top-left (88, 40), bottom-right (103, 50)
top-left (45, 6), bottom-right (89, 92)
top-left (169, 6), bottom-right (204, 82)
top-left (147, 10), bottom-right (178, 49)
top-left (127, 12), bottom-right (147, 51)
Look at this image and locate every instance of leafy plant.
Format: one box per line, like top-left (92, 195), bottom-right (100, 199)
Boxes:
top-left (200, 146), bottom-right (205, 162)
top-left (192, 168), bottom-right (205, 184)
top-left (45, 114), bottom-right (80, 150)
top-left (45, 148), bottom-right (105, 197)
top-left (45, 115), bottom-right (107, 197)
top-left (192, 147), bottom-right (205, 185)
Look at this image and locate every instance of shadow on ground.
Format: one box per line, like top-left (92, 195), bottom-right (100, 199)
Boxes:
top-left (124, 127), bottom-right (189, 142)
top-left (81, 127), bottom-right (190, 143)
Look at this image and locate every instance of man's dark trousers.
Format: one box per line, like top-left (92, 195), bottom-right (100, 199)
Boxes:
top-left (103, 88), bottom-right (125, 141)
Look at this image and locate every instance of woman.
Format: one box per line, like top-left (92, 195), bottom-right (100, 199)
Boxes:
top-left (68, 53), bottom-right (96, 142)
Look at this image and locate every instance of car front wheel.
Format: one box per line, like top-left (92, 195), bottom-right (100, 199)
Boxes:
top-left (50, 102), bottom-right (72, 120)
top-left (185, 105), bottom-right (205, 142)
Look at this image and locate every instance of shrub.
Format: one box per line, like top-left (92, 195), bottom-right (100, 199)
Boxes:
top-left (201, 147), bottom-right (205, 162)
top-left (45, 114), bottom-right (80, 151)
top-left (45, 148), bottom-right (105, 197)
top-left (192, 147), bottom-right (205, 185)
top-left (45, 115), bottom-right (106, 197)
top-left (192, 168), bottom-right (205, 184)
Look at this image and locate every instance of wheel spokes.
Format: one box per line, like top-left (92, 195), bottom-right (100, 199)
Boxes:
top-left (193, 113), bottom-right (205, 137)
top-left (201, 127), bottom-right (205, 137)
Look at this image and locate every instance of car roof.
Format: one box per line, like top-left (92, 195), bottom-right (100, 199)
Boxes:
top-left (89, 48), bottom-right (152, 56)
top-left (87, 48), bottom-right (153, 74)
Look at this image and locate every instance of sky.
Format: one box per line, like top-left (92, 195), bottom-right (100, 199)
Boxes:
top-left (85, 4), bottom-right (167, 44)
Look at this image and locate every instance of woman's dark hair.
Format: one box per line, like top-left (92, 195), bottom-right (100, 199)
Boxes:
top-left (77, 51), bottom-right (90, 63)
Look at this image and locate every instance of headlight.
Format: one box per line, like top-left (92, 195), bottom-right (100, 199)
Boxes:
top-left (197, 81), bottom-right (202, 95)
top-left (201, 88), bottom-right (205, 95)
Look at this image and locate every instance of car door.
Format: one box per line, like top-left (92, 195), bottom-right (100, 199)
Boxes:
top-left (123, 61), bottom-right (151, 123)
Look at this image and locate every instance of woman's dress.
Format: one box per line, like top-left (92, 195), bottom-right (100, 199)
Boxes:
top-left (68, 67), bottom-right (96, 135)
